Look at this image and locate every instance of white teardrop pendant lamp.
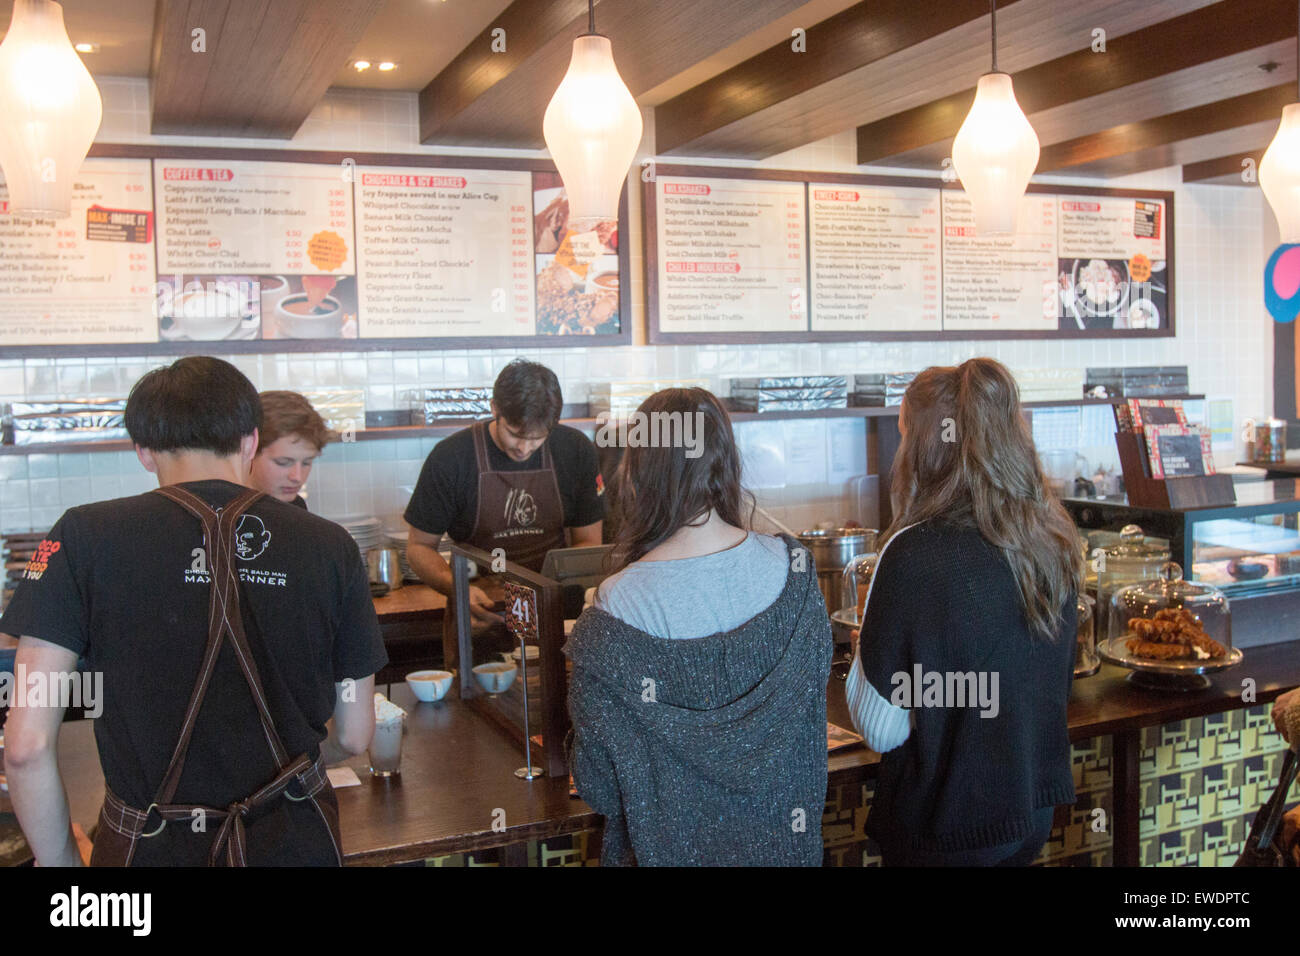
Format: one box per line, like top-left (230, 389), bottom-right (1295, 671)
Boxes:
top-left (542, 0), bottom-right (642, 242)
top-left (950, 0), bottom-right (1039, 235)
top-left (0, 0), bottom-right (102, 218)
top-left (1260, 3), bottom-right (1300, 242)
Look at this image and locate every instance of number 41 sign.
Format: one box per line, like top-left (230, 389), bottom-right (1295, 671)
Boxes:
top-left (503, 580), bottom-right (539, 644)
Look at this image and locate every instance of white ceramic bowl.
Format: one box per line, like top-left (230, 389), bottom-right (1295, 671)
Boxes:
top-left (405, 669), bottom-right (453, 702)
top-left (276, 293), bottom-right (343, 338)
top-left (472, 662), bottom-right (517, 694)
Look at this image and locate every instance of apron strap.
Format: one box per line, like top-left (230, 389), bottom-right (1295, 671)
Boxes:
top-left (150, 485), bottom-right (292, 807)
top-left (472, 421), bottom-right (491, 472)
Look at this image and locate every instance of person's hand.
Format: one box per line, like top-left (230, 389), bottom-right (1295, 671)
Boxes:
top-left (1271, 687), bottom-right (1300, 747)
top-left (468, 585), bottom-right (503, 626)
top-left (1283, 806), bottom-right (1300, 865)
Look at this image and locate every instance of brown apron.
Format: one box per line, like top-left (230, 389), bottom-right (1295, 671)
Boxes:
top-left (90, 485), bottom-right (340, 867)
top-left (441, 421), bottom-right (567, 666)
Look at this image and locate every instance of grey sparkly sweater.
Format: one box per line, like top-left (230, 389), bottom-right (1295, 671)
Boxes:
top-left (564, 534), bottom-right (833, 866)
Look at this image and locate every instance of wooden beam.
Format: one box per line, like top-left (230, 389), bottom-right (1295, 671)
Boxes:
top-left (651, 0), bottom-right (1212, 160)
top-left (419, 0), bottom-right (806, 149)
top-left (1037, 84), bottom-right (1293, 171)
top-left (1046, 120), bottom-right (1281, 180)
top-left (1183, 150), bottom-right (1268, 186)
top-left (655, 0), bottom-right (1014, 157)
top-left (150, 0), bottom-right (383, 138)
top-left (856, 0), bottom-right (1296, 164)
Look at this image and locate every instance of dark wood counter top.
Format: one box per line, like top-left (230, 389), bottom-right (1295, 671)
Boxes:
top-left (372, 583), bottom-right (445, 621)
top-left (37, 640), bottom-right (1300, 866)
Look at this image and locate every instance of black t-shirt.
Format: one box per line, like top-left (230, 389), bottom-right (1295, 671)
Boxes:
top-left (0, 479), bottom-right (388, 865)
top-left (404, 422), bottom-right (604, 542)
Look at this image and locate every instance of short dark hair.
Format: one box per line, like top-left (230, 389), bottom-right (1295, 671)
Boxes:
top-left (493, 359), bottom-right (562, 434)
top-left (125, 356), bottom-right (261, 455)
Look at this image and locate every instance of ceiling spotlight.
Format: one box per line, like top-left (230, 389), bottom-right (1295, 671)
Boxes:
top-left (74, 41), bottom-right (98, 53)
top-left (353, 60), bottom-right (371, 71)
top-left (378, 61), bottom-right (396, 71)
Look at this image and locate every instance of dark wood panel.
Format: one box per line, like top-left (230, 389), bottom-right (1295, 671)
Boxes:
top-left (1183, 149), bottom-right (1269, 186)
top-left (855, 0), bottom-right (1295, 164)
top-left (419, 0), bottom-right (805, 148)
top-left (150, 0), bottom-right (384, 138)
top-left (656, 0), bottom-right (1012, 156)
top-left (1050, 119), bottom-right (1282, 180)
top-left (1037, 84), bottom-right (1294, 172)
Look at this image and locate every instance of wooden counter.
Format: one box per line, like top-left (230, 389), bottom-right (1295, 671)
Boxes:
top-left (33, 639), bottom-right (1300, 866)
top-left (372, 584), bottom-right (445, 685)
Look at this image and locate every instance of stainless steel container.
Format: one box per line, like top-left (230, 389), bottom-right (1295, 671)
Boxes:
top-left (368, 548), bottom-right (404, 591)
top-left (797, 528), bottom-right (876, 613)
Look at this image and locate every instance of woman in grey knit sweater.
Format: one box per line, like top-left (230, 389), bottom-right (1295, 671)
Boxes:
top-left (565, 388), bottom-right (833, 866)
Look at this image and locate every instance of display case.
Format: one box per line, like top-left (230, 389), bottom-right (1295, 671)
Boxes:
top-left (1064, 479), bottom-right (1300, 649)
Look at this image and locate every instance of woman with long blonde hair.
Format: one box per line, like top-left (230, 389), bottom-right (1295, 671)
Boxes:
top-left (848, 357), bottom-right (1083, 866)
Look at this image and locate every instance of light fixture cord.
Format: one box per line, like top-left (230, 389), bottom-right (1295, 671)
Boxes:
top-left (991, 0), bottom-right (998, 72)
top-left (589, 0), bottom-right (595, 35)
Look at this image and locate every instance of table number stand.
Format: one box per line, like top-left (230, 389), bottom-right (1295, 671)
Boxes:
top-left (447, 543), bottom-right (569, 778)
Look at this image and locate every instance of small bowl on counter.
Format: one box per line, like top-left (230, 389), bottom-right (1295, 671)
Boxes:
top-left (472, 662), bottom-right (517, 695)
top-left (405, 669), bottom-right (454, 702)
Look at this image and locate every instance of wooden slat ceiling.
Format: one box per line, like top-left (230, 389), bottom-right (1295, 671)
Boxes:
top-left (652, 0), bottom-right (1225, 159)
top-left (8, 0), bottom-right (1294, 181)
top-left (150, 0), bottom-right (385, 138)
top-left (417, 0), bottom-right (808, 148)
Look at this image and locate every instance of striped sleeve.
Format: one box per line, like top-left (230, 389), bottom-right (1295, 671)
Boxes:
top-left (846, 648), bottom-right (911, 753)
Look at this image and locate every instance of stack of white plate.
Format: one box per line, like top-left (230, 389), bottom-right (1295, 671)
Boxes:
top-left (336, 515), bottom-right (384, 555)
top-left (385, 529), bottom-right (421, 583)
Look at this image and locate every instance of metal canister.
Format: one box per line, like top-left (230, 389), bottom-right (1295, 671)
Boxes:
top-left (797, 528), bottom-right (876, 613)
top-left (368, 548), bottom-right (404, 591)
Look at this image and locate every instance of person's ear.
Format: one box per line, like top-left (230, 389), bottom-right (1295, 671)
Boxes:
top-left (239, 430), bottom-right (259, 473)
top-left (135, 445), bottom-right (159, 476)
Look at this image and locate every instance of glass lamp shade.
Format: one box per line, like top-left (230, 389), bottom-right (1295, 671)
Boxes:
top-left (0, 0), bottom-right (102, 218)
top-left (1261, 103), bottom-right (1300, 244)
top-left (542, 34), bottom-right (642, 237)
top-left (951, 72), bottom-right (1039, 235)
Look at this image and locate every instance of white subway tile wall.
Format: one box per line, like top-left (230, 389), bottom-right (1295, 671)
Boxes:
top-left (0, 81), bottom-right (1273, 537)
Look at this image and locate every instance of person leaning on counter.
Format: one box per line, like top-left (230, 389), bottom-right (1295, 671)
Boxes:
top-left (403, 359), bottom-right (604, 661)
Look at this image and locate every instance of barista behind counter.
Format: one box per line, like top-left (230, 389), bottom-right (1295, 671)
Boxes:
top-left (403, 359), bottom-right (604, 664)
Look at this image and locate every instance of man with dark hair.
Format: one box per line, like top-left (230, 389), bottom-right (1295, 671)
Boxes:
top-left (1, 356), bottom-right (386, 866)
top-left (405, 359), bottom-right (603, 660)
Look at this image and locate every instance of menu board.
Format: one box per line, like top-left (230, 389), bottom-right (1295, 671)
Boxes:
top-left (355, 166), bottom-right (534, 337)
top-left (0, 158), bottom-right (156, 344)
top-left (0, 149), bottom-right (627, 349)
top-left (646, 164), bottom-right (1174, 343)
top-left (809, 183), bottom-right (940, 332)
top-left (655, 176), bottom-right (807, 334)
top-left (941, 191), bottom-right (1058, 332)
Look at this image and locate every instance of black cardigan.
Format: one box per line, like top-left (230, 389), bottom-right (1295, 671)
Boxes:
top-left (858, 519), bottom-right (1076, 854)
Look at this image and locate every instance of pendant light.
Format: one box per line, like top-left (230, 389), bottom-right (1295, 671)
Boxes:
top-left (542, 0), bottom-right (642, 244)
top-left (950, 0), bottom-right (1039, 235)
top-left (1260, 2), bottom-right (1300, 242)
top-left (0, 0), bottom-right (102, 219)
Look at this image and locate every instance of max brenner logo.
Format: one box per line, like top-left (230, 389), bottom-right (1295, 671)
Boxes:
top-left (185, 514), bottom-right (287, 587)
top-left (503, 488), bottom-right (538, 529)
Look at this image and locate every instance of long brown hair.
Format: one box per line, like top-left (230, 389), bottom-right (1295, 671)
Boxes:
top-left (885, 358), bottom-right (1083, 641)
top-left (612, 387), bottom-right (755, 568)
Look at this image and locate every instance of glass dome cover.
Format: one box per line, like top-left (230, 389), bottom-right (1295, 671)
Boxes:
top-left (840, 550), bottom-right (879, 625)
top-left (1106, 561), bottom-right (1233, 663)
top-left (1075, 593), bottom-right (1098, 677)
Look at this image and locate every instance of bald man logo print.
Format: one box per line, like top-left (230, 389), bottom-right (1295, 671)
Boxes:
top-left (234, 514), bottom-right (272, 560)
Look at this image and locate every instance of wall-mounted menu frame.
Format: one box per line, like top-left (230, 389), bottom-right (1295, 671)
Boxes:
top-left (0, 143), bottom-right (630, 357)
top-left (644, 163), bottom-right (1174, 344)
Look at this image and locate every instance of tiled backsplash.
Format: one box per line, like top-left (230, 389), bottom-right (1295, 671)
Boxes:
top-left (0, 79), bottom-right (1275, 535)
